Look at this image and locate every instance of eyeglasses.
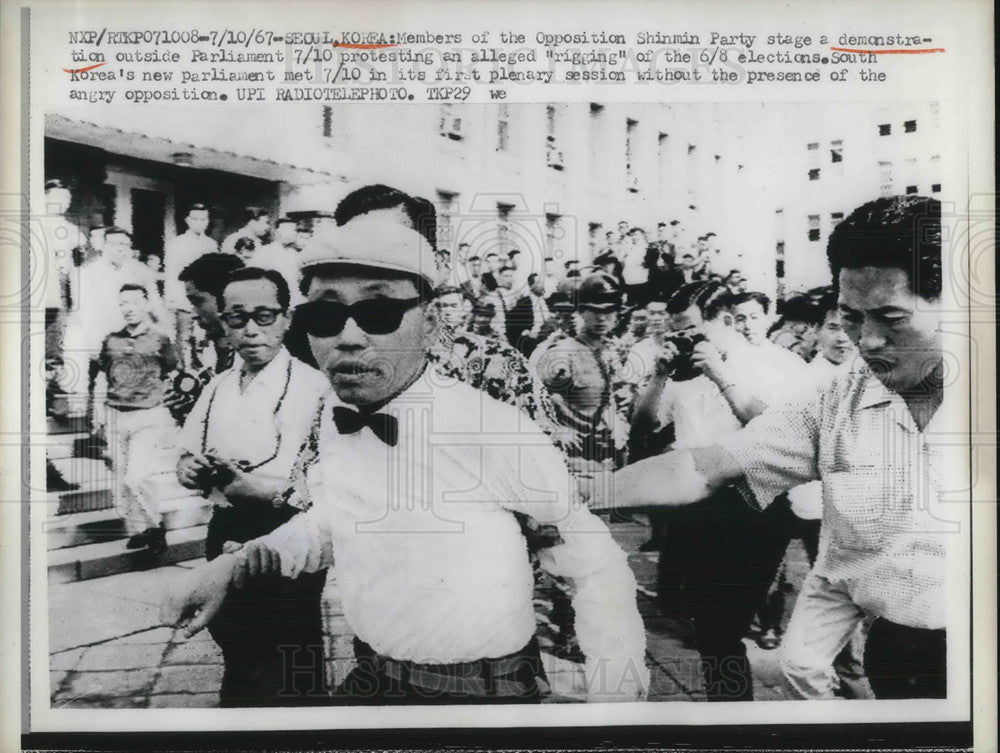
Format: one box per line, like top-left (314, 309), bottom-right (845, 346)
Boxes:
top-left (296, 297), bottom-right (423, 337)
top-left (220, 308), bottom-right (285, 329)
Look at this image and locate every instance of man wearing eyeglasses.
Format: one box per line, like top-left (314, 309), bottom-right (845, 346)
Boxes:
top-left (167, 213), bottom-right (647, 705)
top-left (175, 266), bottom-right (331, 707)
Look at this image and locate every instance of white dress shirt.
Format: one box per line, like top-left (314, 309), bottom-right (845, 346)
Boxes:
top-left (625, 336), bottom-right (664, 383)
top-left (178, 347), bottom-right (329, 506)
top-left (66, 256), bottom-right (167, 355)
top-left (719, 361), bottom-right (952, 629)
top-left (652, 341), bottom-right (799, 449)
top-left (258, 369), bottom-right (648, 698)
top-left (164, 231), bottom-right (218, 309)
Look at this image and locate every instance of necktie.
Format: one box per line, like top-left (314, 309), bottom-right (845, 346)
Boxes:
top-left (332, 405), bottom-right (399, 447)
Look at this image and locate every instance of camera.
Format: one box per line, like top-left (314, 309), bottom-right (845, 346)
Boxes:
top-left (662, 331), bottom-right (707, 381)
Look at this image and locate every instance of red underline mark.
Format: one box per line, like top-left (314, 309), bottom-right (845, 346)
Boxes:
top-left (830, 47), bottom-right (945, 54)
top-left (332, 42), bottom-right (399, 49)
top-left (63, 62), bottom-right (106, 73)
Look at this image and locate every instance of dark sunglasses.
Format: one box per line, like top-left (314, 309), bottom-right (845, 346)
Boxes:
top-left (220, 307), bottom-right (286, 329)
top-left (296, 297), bottom-right (423, 337)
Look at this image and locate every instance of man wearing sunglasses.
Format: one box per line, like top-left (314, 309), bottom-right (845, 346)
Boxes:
top-left (175, 266), bottom-right (331, 707)
top-left (167, 213), bottom-right (647, 705)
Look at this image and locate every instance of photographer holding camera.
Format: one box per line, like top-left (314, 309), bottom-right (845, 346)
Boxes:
top-left (176, 267), bottom-right (330, 707)
top-left (628, 280), bottom-right (805, 701)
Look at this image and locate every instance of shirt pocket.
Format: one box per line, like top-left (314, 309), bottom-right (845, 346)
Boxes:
top-left (822, 470), bottom-right (885, 552)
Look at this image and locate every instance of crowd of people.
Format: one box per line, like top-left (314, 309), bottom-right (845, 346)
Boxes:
top-left (43, 177), bottom-right (949, 707)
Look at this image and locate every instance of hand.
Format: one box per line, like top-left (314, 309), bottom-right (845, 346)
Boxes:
top-left (652, 342), bottom-right (680, 377)
top-left (230, 539), bottom-right (284, 588)
top-left (691, 340), bottom-right (729, 386)
top-left (177, 451), bottom-right (213, 490)
top-left (207, 456), bottom-right (272, 502)
top-left (161, 554), bottom-right (236, 638)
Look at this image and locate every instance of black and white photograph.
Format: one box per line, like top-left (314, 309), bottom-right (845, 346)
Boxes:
top-left (1, 1), bottom-right (994, 750)
top-left (39, 99), bottom-right (961, 709)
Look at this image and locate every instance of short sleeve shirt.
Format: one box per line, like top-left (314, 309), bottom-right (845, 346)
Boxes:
top-left (718, 362), bottom-right (952, 629)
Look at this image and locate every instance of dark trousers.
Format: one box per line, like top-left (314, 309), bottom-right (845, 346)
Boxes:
top-left (206, 504), bottom-right (329, 707)
top-left (864, 619), bottom-right (947, 699)
top-left (671, 488), bottom-right (793, 701)
top-left (331, 638), bottom-right (542, 706)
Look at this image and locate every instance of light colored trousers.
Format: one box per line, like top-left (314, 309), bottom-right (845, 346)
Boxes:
top-left (779, 571), bottom-right (875, 700)
top-left (106, 405), bottom-right (177, 534)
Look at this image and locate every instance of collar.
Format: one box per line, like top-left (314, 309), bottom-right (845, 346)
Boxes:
top-left (235, 346), bottom-right (292, 395)
top-left (856, 365), bottom-right (900, 412)
top-left (854, 363), bottom-right (946, 435)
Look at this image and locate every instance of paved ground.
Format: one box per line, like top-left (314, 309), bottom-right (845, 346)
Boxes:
top-left (49, 519), bottom-right (806, 708)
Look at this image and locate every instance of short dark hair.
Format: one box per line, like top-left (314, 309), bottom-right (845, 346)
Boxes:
top-left (826, 195), bottom-right (941, 300)
top-left (667, 281), bottom-right (733, 321)
top-left (105, 226), bottom-right (132, 241)
top-left (527, 273), bottom-right (539, 285)
top-left (119, 283), bottom-right (148, 298)
top-left (498, 265), bottom-right (514, 274)
top-left (485, 252), bottom-right (499, 260)
top-left (732, 291), bottom-right (771, 315)
top-left (816, 288), bottom-right (840, 320)
top-left (220, 266), bottom-right (291, 310)
top-left (244, 206), bottom-right (269, 222)
top-left (508, 249), bottom-right (520, 257)
top-left (777, 293), bottom-right (824, 326)
top-left (179, 253), bottom-right (245, 298)
top-left (299, 262), bottom-right (436, 302)
top-left (467, 254), bottom-right (480, 262)
top-left (333, 184), bottom-right (438, 250)
top-left (233, 237), bottom-right (257, 254)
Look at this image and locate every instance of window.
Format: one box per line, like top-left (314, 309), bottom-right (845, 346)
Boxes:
top-left (496, 104), bottom-right (510, 152)
top-left (806, 142), bottom-right (819, 151)
top-left (321, 106), bottom-right (333, 138)
top-left (657, 132), bottom-right (669, 187)
top-left (929, 102), bottom-right (940, 129)
top-left (776, 241), bottom-right (786, 297)
top-left (545, 213), bottom-right (562, 257)
top-left (625, 118), bottom-right (639, 191)
top-left (878, 160), bottom-right (893, 196)
top-left (831, 212), bottom-right (844, 228)
top-left (436, 190), bottom-right (458, 247)
top-left (808, 214), bottom-right (820, 242)
top-left (496, 202), bottom-right (513, 252)
top-left (904, 120), bottom-right (917, 133)
top-left (439, 104), bottom-right (463, 140)
top-left (906, 185), bottom-right (918, 194)
top-left (808, 168), bottom-right (820, 181)
top-left (931, 183), bottom-right (941, 193)
top-left (878, 123), bottom-right (891, 136)
top-left (546, 105), bottom-right (563, 170)
top-left (830, 140), bottom-right (843, 162)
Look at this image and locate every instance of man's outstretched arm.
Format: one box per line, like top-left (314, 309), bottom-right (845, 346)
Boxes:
top-left (593, 444), bottom-right (743, 509)
top-left (162, 506), bottom-right (332, 637)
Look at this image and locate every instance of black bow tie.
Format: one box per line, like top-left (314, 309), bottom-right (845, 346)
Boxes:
top-left (332, 405), bottom-right (399, 447)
